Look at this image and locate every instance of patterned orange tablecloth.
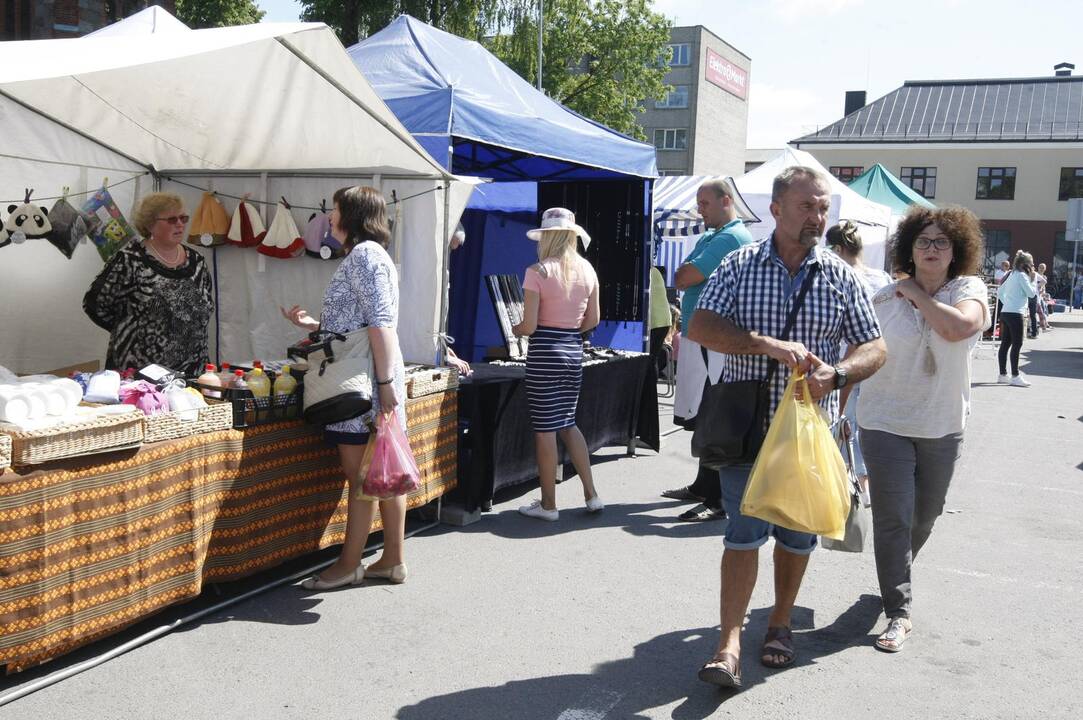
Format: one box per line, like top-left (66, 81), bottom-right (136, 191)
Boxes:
top-left (0, 391), bottom-right (456, 672)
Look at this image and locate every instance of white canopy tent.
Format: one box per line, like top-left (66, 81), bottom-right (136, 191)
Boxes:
top-left (85, 5), bottom-right (191, 37)
top-left (735, 148), bottom-right (892, 271)
top-left (0, 22), bottom-right (475, 373)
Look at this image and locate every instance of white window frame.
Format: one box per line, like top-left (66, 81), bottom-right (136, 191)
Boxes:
top-left (655, 85), bottom-right (689, 109)
top-left (668, 43), bottom-right (691, 67)
top-left (653, 128), bottom-right (688, 151)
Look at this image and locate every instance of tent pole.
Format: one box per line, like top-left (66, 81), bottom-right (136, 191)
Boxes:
top-left (438, 180), bottom-right (452, 365)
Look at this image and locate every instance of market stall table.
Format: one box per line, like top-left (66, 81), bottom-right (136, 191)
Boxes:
top-left (453, 354), bottom-right (658, 512)
top-left (0, 391), bottom-right (456, 673)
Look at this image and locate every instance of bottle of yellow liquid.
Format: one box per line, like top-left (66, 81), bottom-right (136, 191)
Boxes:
top-left (273, 365), bottom-right (298, 419)
top-left (246, 367), bottom-right (271, 398)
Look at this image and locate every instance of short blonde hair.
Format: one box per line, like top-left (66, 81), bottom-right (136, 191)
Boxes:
top-left (133, 192), bottom-right (185, 237)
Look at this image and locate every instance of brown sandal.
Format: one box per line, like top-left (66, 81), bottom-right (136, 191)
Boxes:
top-left (761, 626), bottom-right (796, 669)
top-left (698, 652), bottom-right (742, 689)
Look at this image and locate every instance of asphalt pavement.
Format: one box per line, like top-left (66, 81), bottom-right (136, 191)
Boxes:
top-left (3, 314), bottom-right (1082, 719)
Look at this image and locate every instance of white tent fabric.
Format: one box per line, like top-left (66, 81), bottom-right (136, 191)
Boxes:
top-left (735, 148), bottom-right (892, 271)
top-left (0, 23), bottom-right (473, 373)
top-left (85, 5), bottom-right (191, 37)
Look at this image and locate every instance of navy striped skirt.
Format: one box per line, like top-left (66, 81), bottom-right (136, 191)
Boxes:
top-left (526, 326), bottom-right (584, 432)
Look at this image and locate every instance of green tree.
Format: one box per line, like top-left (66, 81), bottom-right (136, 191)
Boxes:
top-left (490, 0), bottom-right (671, 139)
top-left (299, 0), bottom-right (671, 139)
top-left (175, 0), bottom-right (265, 29)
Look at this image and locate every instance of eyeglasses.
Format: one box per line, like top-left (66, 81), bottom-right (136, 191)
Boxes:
top-left (156, 214), bottom-right (190, 225)
top-left (914, 236), bottom-right (952, 250)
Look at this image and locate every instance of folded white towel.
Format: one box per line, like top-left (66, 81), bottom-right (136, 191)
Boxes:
top-left (84, 370), bottom-right (121, 404)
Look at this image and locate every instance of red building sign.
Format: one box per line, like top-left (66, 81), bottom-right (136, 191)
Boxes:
top-left (705, 48), bottom-right (748, 100)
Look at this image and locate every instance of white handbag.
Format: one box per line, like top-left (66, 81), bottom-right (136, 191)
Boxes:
top-left (299, 328), bottom-right (374, 425)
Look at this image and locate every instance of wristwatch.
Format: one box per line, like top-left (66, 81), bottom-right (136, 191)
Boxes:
top-left (833, 366), bottom-right (848, 389)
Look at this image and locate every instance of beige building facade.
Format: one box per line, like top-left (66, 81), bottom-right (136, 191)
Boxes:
top-left (638, 25), bottom-right (750, 177)
top-left (794, 71), bottom-right (1083, 296)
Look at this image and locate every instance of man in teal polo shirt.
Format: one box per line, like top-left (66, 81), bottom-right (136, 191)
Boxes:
top-left (665, 178), bottom-right (755, 520)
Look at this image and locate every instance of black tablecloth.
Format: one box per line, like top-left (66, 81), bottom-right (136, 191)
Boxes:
top-left (453, 354), bottom-right (659, 511)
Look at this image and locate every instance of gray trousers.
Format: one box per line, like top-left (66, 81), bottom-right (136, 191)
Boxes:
top-left (859, 428), bottom-right (964, 619)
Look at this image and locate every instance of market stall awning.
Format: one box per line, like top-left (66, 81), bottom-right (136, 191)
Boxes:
top-left (348, 14), bottom-right (658, 181)
top-left (0, 22), bottom-right (453, 178)
top-left (652, 175), bottom-right (760, 237)
top-left (847, 163), bottom-right (936, 215)
top-left (85, 5), bottom-right (191, 37)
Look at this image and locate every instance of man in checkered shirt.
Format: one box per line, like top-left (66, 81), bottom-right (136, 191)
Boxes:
top-left (689, 166), bottom-right (887, 688)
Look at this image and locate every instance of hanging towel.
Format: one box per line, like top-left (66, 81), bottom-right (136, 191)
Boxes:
top-left (46, 197), bottom-right (99, 259)
top-left (258, 202), bottom-right (305, 259)
top-left (226, 199), bottom-right (267, 248)
top-left (188, 192), bottom-right (230, 248)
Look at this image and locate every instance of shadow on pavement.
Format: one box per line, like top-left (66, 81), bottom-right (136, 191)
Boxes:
top-left (1020, 348), bottom-right (1083, 380)
top-left (394, 595), bottom-right (883, 720)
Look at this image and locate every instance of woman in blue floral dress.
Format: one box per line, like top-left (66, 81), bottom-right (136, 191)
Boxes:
top-left (282, 186), bottom-right (409, 590)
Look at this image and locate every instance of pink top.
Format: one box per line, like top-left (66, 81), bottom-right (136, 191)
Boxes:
top-left (523, 256), bottom-right (598, 329)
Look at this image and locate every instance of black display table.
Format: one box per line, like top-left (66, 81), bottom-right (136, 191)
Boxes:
top-left (454, 354), bottom-right (659, 511)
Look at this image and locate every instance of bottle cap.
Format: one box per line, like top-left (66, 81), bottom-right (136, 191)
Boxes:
top-left (205, 364), bottom-right (216, 371)
top-left (234, 369), bottom-right (244, 376)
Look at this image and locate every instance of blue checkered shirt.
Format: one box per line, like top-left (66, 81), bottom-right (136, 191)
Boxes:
top-left (695, 237), bottom-right (882, 425)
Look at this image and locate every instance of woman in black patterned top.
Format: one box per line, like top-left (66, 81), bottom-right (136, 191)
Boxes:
top-left (83, 192), bottom-right (214, 376)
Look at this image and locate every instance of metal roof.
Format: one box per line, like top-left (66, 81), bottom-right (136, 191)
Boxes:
top-left (793, 76), bottom-right (1083, 144)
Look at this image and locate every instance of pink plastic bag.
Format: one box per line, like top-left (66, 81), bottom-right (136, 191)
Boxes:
top-left (361, 412), bottom-right (421, 499)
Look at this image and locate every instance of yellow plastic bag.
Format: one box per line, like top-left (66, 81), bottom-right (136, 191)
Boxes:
top-left (740, 372), bottom-right (850, 540)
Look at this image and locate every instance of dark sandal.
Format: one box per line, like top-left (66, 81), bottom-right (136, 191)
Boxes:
top-left (661, 486), bottom-right (703, 502)
top-left (698, 652), bottom-right (742, 689)
top-left (761, 626), bottom-right (796, 669)
top-left (875, 617), bottom-right (912, 653)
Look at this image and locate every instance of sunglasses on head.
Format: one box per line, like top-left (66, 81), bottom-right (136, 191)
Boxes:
top-left (157, 214), bottom-right (190, 225)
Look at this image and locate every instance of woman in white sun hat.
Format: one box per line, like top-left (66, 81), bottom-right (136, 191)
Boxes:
top-left (512, 208), bottom-right (603, 521)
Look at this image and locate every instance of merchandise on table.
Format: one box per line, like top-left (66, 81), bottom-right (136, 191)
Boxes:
top-left (405, 364), bottom-right (460, 398)
top-left (0, 405), bottom-right (144, 465)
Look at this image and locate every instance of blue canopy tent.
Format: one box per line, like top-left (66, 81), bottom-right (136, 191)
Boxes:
top-left (350, 16), bottom-right (658, 358)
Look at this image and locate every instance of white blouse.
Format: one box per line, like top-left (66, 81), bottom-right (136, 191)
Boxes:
top-left (858, 276), bottom-right (989, 438)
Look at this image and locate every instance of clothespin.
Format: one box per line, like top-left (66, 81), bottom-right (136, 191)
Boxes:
top-left (62, 186), bottom-right (70, 200)
top-left (391, 190), bottom-right (398, 205)
top-left (280, 196), bottom-right (291, 210)
top-left (23, 188), bottom-right (32, 203)
top-left (320, 199), bottom-right (327, 214)
top-left (242, 192), bottom-right (251, 202)
top-left (101, 177), bottom-right (109, 189)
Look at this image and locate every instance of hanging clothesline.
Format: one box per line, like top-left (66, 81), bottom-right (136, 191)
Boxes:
top-left (163, 176), bottom-right (443, 211)
top-left (0, 173), bottom-right (150, 205)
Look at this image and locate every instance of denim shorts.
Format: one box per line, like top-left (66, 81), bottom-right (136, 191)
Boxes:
top-left (719, 464), bottom-right (818, 555)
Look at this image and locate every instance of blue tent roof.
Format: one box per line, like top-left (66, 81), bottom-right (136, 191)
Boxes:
top-left (349, 15), bottom-right (658, 181)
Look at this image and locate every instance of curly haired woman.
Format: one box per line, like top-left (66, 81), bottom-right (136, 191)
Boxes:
top-left (857, 206), bottom-right (988, 653)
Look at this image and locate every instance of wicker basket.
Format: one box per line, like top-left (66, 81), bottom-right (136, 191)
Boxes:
top-left (0, 408), bottom-right (144, 466)
top-left (406, 365), bottom-right (460, 398)
top-left (142, 401), bottom-right (234, 443)
top-left (0, 434), bottom-right (10, 472)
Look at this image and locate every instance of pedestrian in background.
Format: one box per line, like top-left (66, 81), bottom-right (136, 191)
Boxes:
top-left (691, 167), bottom-right (886, 688)
top-left (513, 208), bottom-right (602, 521)
top-left (825, 220), bottom-right (892, 495)
top-left (665, 179), bottom-right (754, 522)
top-left (857, 205), bottom-right (989, 652)
top-left (997, 250), bottom-right (1037, 387)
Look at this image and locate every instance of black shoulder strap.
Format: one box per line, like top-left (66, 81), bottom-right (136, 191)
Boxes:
top-left (765, 263), bottom-right (820, 384)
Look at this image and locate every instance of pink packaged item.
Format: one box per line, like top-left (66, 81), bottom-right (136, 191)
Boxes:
top-left (361, 413), bottom-right (421, 499)
top-left (120, 380), bottom-right (170, 416)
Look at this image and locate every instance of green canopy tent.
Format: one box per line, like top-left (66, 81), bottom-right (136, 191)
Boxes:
top-left (847, 164), bottom-right (935, 215)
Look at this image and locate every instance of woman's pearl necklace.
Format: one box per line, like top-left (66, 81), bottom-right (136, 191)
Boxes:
top-left (148, 241), bottom-right (184, 266)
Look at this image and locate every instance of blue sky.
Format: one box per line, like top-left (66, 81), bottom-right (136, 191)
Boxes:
top-left (259, 0), bottom-right (1083, 148)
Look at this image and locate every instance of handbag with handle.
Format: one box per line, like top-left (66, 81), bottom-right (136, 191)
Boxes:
top-left (297, 327), bottom-right (373, 425)
top-left (691, 264), bottom-right (819, 466)
top-left (822, 418), bottom-right (871, 552)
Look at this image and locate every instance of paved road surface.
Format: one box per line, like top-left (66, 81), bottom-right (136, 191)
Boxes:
top-left (3, 315), bottom-right (1082, 719)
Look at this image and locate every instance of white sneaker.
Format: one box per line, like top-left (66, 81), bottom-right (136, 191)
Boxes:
top-left (1010, 374), bottom-right (1031, 387)
top-left (518, 499), bottom-right (558, 521)
top-left (585, 495), bottom-right (605, 513)
top-left (997, 374), bottom-right (1010, 384)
